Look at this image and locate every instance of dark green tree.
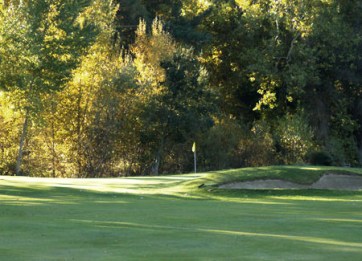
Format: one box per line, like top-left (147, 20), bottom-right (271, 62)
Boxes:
top-left (139, 48), bottom-right (215, 174)
top-left (114, 0), bottom-right (149, 48)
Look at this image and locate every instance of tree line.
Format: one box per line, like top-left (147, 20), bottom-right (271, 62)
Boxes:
top-left (0, 0), bottom-right (361, 177)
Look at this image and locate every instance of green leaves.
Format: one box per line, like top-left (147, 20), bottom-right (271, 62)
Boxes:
top-left (0, 0), bottom-right (361, 176)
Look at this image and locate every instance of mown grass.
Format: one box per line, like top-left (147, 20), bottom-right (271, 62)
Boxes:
top-left (184, 165), bottom-right (362, 189)
top-left (1, 166), bottom-right (362, 260)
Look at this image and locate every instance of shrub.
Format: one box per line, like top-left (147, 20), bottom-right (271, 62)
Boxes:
top-left (201, 118), bottom-right (278, 170)
top-left (237, 120), bottom-right (277, 167)
top-left (308, 151), bottom-right (332, 166)
top-left (201, 118), bottom-right (244, 170)
top-left (326, 135), bottom-right (359, 166)
top-left (274, 112), bottom-right (315, 164)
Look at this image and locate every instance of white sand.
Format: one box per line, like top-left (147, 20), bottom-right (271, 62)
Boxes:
top-left (218, 174), bottom-right (362, 191)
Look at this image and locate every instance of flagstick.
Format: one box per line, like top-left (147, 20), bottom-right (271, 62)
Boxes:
top-left (194, 150), bottom-right (197, 174)
top-left (192, 142), bottom-right (197, 174)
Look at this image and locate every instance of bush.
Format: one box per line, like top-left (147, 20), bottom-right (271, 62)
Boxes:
top-left (0, 161), bottom-right (16, 176)
top-left (237, 120), bottom-right (277, 167)
top-left (308, 151), bottom-right (332, 166)
top-left (201, 118), bottom-right (278, 170)
top-left (274, 112), bottom-right (315, 164)
top-left (326, 135), bottom-right (359, 166)
top-left (201, 118), bottom-right (244, 170)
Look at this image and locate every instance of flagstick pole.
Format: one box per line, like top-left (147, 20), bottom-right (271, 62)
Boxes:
top-left (194, 151), bottom-right (197, 174)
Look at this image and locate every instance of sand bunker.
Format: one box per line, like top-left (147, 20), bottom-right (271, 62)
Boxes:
top-left (218, 174), bottom-right (362, 191)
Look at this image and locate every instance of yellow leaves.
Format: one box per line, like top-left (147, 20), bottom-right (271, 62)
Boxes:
top-left (267, 0), bottom-right (315, 39)
top-left (181, 0), bottom-right (212, 17)
top-left (48, 3), bottom-right (60, 18)
top-left (248, 72), bottom-right (256, 83)
top-left (253, 77), bottom-right (281, 111)
top-left (151, 17), bottom-right (164, 37)
top-left (39, 3), bottom-right (67, 43)
top-left (0, 89), bottom-right (22, 119)
top-left (135, 18), bottom-right (146, 38)
top-left (76, 15), bottom-right (85, 29)
top-left (255, 74), bottom-right (294, 111)
top-left (75, 0), bottom-right (118, 31)
top-left (44, 25), bottom-right (67, 42)
top-left (254, 90), bottom-right (277, 111)
top-left (210, 48), bottom-right (222, 65)
top-left (131, 18), bottom-right (176, 89)
top-left (235, 0), bottom-right (249, 9)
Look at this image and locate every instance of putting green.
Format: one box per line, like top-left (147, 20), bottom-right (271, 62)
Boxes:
top-left (1, 166), bottom-right (362, 260)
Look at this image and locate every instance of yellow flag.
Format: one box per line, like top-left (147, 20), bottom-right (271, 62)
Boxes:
top-left (192, 142), bottom-right (196, 153)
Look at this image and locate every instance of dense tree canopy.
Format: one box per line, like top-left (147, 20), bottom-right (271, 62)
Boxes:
top-left (0, 0), bottom-right (361, 176)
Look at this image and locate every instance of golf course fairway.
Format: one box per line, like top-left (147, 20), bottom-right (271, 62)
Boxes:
top-left (1, 166), bottom-right (362, 260)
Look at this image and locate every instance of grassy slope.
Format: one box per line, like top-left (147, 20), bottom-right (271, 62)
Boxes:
top-left (185, 165), bottom-right (362, 188)
top-left (1, 166), bottom-right (362, 260)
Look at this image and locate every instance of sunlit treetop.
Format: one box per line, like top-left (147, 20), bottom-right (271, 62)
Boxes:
top-left (181, 0), bottom-right (212, 17)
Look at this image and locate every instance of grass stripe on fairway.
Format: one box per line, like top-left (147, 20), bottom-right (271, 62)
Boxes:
top-left (1, 166), bottom-right (362, 260)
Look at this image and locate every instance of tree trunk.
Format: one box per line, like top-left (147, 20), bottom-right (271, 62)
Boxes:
top-left (51, 117), bottom-right (56, 178)
top-left (151, 151), bottom-right (161, 176)
top-left (15, 110), bottom-right (29, 176)
top-left (151, 137), bottom-right (165, 176)
top-left (76, 84), bottom-right (83, 177)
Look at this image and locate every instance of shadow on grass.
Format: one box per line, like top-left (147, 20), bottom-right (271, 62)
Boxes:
top-left (0, 182), bottom-right (202, 207)
top-left (2, 180), bottom-right (362, 260)
top-left (2, 179), bottom-right (362, 207)
top-left (66, 218), bottom-right (362, 253)
top-left (198, 187), bottom-right (362, 205)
